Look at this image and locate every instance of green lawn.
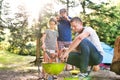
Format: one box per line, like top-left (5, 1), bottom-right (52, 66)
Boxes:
top-left (0, 50), bottom-right (35, 70)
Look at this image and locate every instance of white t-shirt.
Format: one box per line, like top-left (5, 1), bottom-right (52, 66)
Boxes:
top-left (83, 27), bottom-right (104, 55)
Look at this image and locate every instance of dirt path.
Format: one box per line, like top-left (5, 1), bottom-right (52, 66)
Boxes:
top-left (0, 66), bottom-right (40, 80)
top-left (0, 62), bottom-right (120, 80)
top-left (1, 67), bottom-right (120, 80)
top-left (0, 53), bottom-right (40, 80)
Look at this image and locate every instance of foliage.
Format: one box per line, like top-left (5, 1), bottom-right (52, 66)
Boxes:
top-left (80, 0), bottom-right (120, 47)
top-left (25, 42), bottom-right (36, 56)
top-left (0, 41), bottom-right (10, 50)
top-left (59, 0), bottom-right (80, 14)
top-left (1, 2), bottom-right (36, 55)
top-left (59, 0), bottom-right (79, 7)
top-left (0, 1), bottom-right (57, 56)
top-left (7, 25), bottom-right (36, 55)
top-left (1, 0), bottom-right (120, 56)
top-left (59, 0), bottom-right (120, 47)
top-left (7, 41), bottom-right (36, 56)
top-left (0, 0), bottom-right (5, 42)
top-left (0, 32), bottom-right (5, 42)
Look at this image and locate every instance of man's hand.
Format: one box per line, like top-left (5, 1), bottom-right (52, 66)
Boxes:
top-left (60, 48), bottom-right (69, 62)
top-left (60, 53), bottom-right (69, 62)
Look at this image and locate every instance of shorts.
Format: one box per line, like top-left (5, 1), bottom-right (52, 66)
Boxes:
top-left (46, 49), bottom-right (56, 53)
top-left (58, 41), bottom-right (72, 50)
top-left (45, 49), bottom-right (56, 58)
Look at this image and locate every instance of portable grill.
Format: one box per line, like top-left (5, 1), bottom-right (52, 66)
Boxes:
top-left (42, 62), bottom-right (65, 80)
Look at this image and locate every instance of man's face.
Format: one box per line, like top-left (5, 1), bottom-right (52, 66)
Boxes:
top-left (70, 21), bottom-right (82, 33)
top-left (60, 12), bottom-right (67, 17)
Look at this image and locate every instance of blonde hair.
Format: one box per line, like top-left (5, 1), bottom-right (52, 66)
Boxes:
top-left (49, 18), bottom-right (57, 24)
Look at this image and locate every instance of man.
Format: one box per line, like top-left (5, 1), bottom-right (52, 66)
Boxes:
top-left (60, 17), bottom-right (104, 78)
top-left (56, 8), bottom-right (72, 52)
top-left (56, 8), bottom-right (73, 70)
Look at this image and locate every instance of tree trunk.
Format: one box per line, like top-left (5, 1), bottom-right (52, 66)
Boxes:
top-left (67, 0), bottom-right (69, 15)
top-left (112, 36), bottom-right (120, 63)
top-left (35, 37), bottom-right (40, 64)
top-left (110, 36), bottom-right (120, 75)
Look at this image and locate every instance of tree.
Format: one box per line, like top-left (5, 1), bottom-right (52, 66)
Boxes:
top-left (79, 0), bottom-right (120, 47)
top-left (59, 0), bottom-right (79, 14)
top-left (2, 3), bottom-right (36, 55)
top-left (59, 0), bottom-right (120, 46)
top-left (0, 0), bottom-right (6, 42)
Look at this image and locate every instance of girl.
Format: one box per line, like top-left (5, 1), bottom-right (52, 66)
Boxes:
top-left (41, 18), bottom-right (58, 63)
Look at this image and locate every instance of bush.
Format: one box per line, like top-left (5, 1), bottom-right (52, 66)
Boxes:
top-left (7, 41), bottom-right (36, 56)
top-left (0, 41), bottom-right (10, 50)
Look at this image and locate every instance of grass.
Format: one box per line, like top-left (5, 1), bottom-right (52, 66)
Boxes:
top-left (0, 50), bottom-right (35, 70)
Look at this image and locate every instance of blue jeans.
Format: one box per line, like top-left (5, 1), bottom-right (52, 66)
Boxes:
top-left (67, 38), bottom-right (103, 73)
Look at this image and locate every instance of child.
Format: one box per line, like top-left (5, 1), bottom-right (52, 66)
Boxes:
top-left (41, 18), bottom-right (58, 63)
top-left (40, 18), bottom-right (59, 79)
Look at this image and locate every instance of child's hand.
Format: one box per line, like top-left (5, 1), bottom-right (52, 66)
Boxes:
top-left (41, 44), bottom-right (46, 51)
top-left (50, 54), bottom-right (57, 59)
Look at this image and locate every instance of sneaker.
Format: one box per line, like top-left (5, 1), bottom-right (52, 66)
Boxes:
top-left (78, 72), bottom-right (88, 79)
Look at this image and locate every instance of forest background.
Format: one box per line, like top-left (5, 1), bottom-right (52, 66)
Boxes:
top-left (0, 0), bottom-right (120, 63)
